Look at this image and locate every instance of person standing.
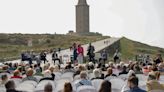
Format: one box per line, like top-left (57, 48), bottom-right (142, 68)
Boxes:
top-left (113, 49), bottom-right (121, 64)
top-left (87, 43), bottom-right (95, 62)
top-left (101, 50), bottom-right (108, 65)
top-left (77, 44), bottom-right (84, 64)
top-left (73, 43), bottom-right (78, 64)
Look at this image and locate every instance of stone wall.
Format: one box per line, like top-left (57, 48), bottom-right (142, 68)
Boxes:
top-left (97, 39), bottom-right (121, 57)
top-left (84, 39), bottom-right (121, 62)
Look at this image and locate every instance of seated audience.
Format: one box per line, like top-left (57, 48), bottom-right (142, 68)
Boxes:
top-left (11, 70), bottom-right (22, 79)
top-left (127, 70), bottom-right (136, 78)
top-left (43, 64), bottom-right (50, 72)
top-left (127, 76), bottom-right (146, 92)
top-left (64, 82), bottom-right (73, 92)
top-left (114, 64), bottom-right (122, 75)
top-left (8, 63), bottom-right (17, 72)
top-left (76, 71), bottom-right (92, 88)
top-left (133, 65), bottom-right (142, 74)
top-left (91, 68), bottom-right (103, 80)
top-left (5, 80), bottom-right (21, 92)
top-left (99, 80), bottom-right (111, 92)
top-left (146, 72), bottom-right (164, 92)
top-left (22, 68), bottom-right (38, 83)
top-left (73, 64), bottom-right (85, 77)
top-left (108, 62), bottom-right (115, 68)
top-left (54, 65), bottom-right (60, 72)
top-left (0, 74), bottom-right (8, 86)
top-left (65, 62), bottom-right (73, 69)
top-left (44, 83), bottom-right (53, 92)
top-left (101, 64), bottom-right (107, 71)
top-left (105, 67), bottom-right (117, 79)
top-left (154, 54), bottom-right (163, 65)
top-left (49, 66), bottom-right (55, 79)
top-left (39, 70), bottom-right (54, 82)
top-left (142, 66), bottom-right (150, 75)
top-left (150, 67), bottom-right (160, 80)
top-left (1, 65), bottom-right (10, 73)
top-left (1, 52), bottom-right (164, 92)
top-left (34, 64), bottom-right (43, 75)
top-left (119, 65), bottom-right (128, 75)
top-left (120, 61), bottom-right (125, 68)
top-left (87, 62), bottom-right (94, 73)
top-left (64, 62), bottom-right (75, 73)
top-left (158, 62), bottom-right (164, 72)
top-left (17, 66), bottom-right (24, 75)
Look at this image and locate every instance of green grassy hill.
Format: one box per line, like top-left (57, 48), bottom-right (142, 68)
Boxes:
top-left (120, 37), bottom-right (164, 61)
top-left (0, 33), bottom-right (109, 62)
top-left (0, 33), bottom-right (163, 62)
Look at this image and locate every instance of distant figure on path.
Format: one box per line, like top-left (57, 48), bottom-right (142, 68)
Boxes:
top-left (77, 44), bottom-right (84, 64)
top-left (87, 43), bottom-right (95, 62)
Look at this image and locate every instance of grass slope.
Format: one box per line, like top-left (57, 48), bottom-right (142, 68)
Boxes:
top-left (0, 33), bottom-right (109, 61)
top-left (120, 37), bottom-right (164, 60)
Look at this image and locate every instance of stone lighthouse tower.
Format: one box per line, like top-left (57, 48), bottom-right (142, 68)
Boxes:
top-left (76, 0), bottom-right (89, 35)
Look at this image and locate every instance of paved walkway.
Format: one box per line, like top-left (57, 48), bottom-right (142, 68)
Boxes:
top-left (5, 37), bottom-right (120, 64)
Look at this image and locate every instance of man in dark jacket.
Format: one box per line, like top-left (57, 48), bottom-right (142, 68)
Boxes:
top-left (127, 76), bottom-right (146, 92)
top-left (87, 43), bottom-right (95, 62)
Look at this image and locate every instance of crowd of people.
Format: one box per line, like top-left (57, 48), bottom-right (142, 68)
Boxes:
top-left (20, 42), bottom-right (121, 67)
top-left (0, 52), bottom-right (164, 92)
top-left (1, 41), bottom-right (164, 92)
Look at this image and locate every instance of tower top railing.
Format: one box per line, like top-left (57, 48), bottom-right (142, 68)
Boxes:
top-left (77, 0), bottom-right (88, 5)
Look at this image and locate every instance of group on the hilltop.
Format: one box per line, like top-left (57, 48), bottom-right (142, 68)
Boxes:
top-left (72, 42), bottom-right (97, 64)
top-left (21, 50), bottom-right (48, 65)
top-left (20, 42), bottom-right (123, 67)
top-left (72, 43), bottom-right (84, 64)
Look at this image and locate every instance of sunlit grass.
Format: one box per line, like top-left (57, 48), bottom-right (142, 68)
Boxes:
top-left (0, 34), bottom-right (109, 62)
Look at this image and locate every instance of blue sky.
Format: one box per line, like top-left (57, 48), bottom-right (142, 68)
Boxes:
top-left (0, 0), bottom-right (164, 48)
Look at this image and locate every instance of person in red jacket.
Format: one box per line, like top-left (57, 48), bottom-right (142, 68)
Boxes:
top-left (77, 44), bottom-right (84, 64)
top-left (11, 70), bottom-right (22, 79)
